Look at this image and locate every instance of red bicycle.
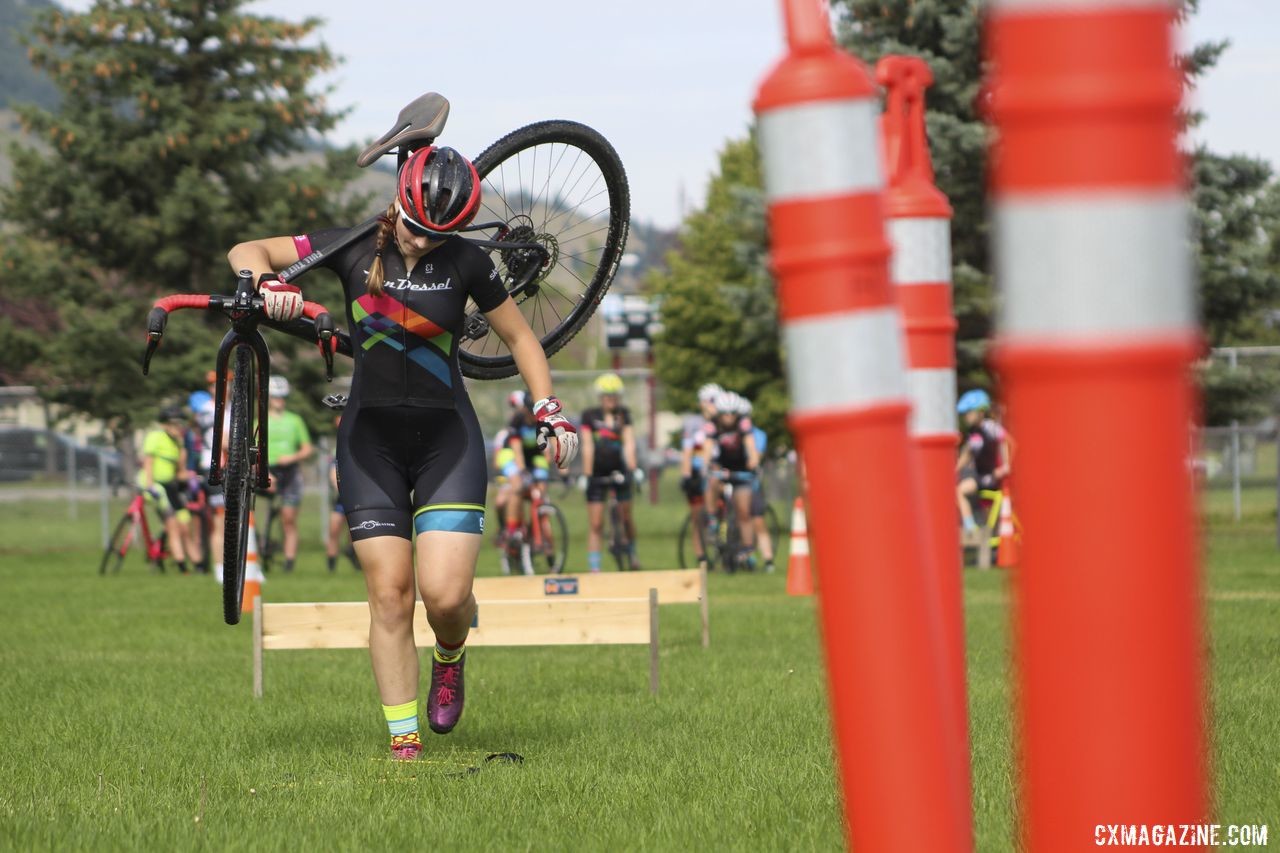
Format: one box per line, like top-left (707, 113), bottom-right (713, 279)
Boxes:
top-left (500, 478), bottom-right (568, 575)
top-left (99, 487), bottom-right (171, 574)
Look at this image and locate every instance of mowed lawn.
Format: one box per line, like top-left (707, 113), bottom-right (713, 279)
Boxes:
top-left (0, 479), bottom-right (1276, 851)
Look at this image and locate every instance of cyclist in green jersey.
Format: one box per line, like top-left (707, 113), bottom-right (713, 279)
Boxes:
top-left (266, 375), bottom-right (313, 573)
top-left (137, 406), bottom-right (194, 573)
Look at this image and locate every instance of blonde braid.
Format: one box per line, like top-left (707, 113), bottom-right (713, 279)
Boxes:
top-left (365, 201), bottom-right (398, 297)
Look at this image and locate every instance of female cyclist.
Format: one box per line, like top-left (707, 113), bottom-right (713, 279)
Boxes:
top-left (702, 391), bottom-right (760, 569)
top-left (579, 373), bottom-right (641, 572)
top-left (226, 145), bottom-right (578, 761)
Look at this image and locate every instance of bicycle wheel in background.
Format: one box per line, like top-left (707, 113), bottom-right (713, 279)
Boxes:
top-left (537, 502), bottom-right (569, 574)
top-left (221, 345), bottom-right (257, 625)
top-left (99, 514), bottom-right (137, 574)
top-left (460, 121), bottom-right (630, 379)
top-left (607, 502), bottom-right (631, 572)
top-left (676, 513), bottom-right (695, 569)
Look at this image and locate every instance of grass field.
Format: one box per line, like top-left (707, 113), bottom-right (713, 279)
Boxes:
top-left (1, 477), bottom-right (1277, 851)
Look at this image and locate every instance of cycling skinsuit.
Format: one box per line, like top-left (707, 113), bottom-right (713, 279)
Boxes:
top-left (137, 428), bottom-right (184, 517)
top-left (680, 413), bottom-right (708, 501)
top-left (506, 413), bottom-right (550, 482)
top-left (708, 416), bottom-right (756, 494)
top-left (296, 227), bottom-right (509, 541)
top-left (750, 427), bottom-right (768, 517)
top-left (267, 408), bottom-right (310, 507)
top-left (960, 419), bottom-right (1006, 491)
top-left (580, 406), bottom-right (632, 502)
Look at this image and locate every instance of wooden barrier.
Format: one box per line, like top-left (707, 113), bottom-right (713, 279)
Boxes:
top-left (253, 590), bottom-right (659, 698)
top-left (472, 567), bottom-right (709, 647)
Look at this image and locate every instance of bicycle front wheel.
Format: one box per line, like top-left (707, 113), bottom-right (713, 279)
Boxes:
top-left (537, 502), bottom-right (569, 574)
top-left (99, 513), bottom-right (137, 575)
top-left (222, 345), bottom-right (257, 625)
top-left (460, 121), bottom-right (630, 379)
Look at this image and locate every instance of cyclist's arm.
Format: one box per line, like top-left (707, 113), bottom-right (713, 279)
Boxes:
top-left (140, 453), bottom-right (155, 489)
top-left (679, 443), bottom-right (694, 478)
top-left (744, 430), bottom-right (760, 472)
top-left (956, 442), bottom-right (972, 473)
top-left (506, 435), bottom-right (527, 473)
top-left (996, 431), bottom-right (1014, 479)
top-left (226, 237), bottom-right (302, 286)
top-left (622, 423), bottom-right (638, 472)
top-left (580, 427), bottom-right (595, 475)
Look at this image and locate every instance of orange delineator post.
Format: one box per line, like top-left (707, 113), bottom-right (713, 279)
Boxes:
top-left (985, 1), bottom-right (1209, 848)
top-left (785, 496), bottom-right (814, 596)
top-left (876, 54), bottom-right (970, 773)
top-left (754, 2), bottom-right (971, 850)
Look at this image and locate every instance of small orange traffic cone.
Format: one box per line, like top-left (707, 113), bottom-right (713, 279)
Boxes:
top-left (996, 488), bottom-right (1020, 568)
top-left (786, 496), bottom-right (814, 596)
top-left (243, 512), bottom-right (264, 610)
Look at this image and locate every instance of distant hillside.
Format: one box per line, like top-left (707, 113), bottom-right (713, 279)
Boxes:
top-left (0, 0), bottom-right (59, 111)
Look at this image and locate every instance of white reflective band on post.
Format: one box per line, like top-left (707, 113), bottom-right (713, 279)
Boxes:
top-left (996, 191), bottom-right (1194, 340)
top-left (785, 307), bottom-right (908, 414)
top-left (758, 100), bottom-right (883, 202)
top-left (888, 218), bottom-right (952, 285)
top-left (907, 368), bottom-right (957, 437)
top-left (988, 0), bottom-right (1176, 10)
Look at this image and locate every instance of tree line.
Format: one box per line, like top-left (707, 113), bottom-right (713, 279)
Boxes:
top-left (650, 0), bottom-right (1280, 445)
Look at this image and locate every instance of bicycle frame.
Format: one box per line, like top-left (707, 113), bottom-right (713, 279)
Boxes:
top-left (128, 493), bottom-right (165, 561)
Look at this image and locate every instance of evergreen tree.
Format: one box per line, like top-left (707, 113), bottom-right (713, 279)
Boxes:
top-left (0, 0), bottom-right (368, 439)
top-left (649, 136), bottom-right (789, 447)
top-left (834, 0), bottom-right (991, 387)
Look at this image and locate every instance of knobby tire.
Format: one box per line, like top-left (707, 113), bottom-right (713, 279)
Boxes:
top-left (221, 346), bottom-right (256, 625)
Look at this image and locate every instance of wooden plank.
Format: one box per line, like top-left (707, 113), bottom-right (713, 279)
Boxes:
top-left (471, 569), bottom-right (702, 605)
top-left (262, 598), bottom-right (651, 651)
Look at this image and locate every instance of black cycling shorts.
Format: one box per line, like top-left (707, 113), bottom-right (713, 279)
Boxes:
top-left (336, 403), bottom-right (487, 541)
top-left (586, 469), bottom-right (632, 503)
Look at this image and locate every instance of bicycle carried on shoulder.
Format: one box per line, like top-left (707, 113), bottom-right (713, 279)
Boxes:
top-left (143, 91), bottom-right (630, 624)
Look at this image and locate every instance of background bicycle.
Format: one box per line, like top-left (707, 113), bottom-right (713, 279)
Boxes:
top-left (677, 471), bottom-right (780, 573)
top-left (498, 478), bottom-right (568, 576)
top-left (589, 471), bottom-right (639, 572)
top-left (99, 486), bottom-right (171, 575)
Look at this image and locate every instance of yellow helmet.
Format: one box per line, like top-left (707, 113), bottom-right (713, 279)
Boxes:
top-left (594, 373), bottom-right (624, 395)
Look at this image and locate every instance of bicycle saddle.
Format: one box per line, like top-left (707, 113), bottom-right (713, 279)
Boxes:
top-left (355, 92), bottom-right (450, 168)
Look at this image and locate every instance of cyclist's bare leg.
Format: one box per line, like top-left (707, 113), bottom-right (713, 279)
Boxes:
top-left (734, 487), bottom-right (755, 550)
top-left (358, 535), bottom-right (418, 706)
top-left (957, 478), bottom-right (978, 526)
top-left (586, 501), bottom-right (605, 554)
top-left (209, 507), bottom-right (224, 575)
top-left (164, 514), bottom-right (188, 563)
top-left (415, 531), bottom-right (481, 646)
top-left (281, 505), bottom-right (300, 563)
top-left (754, 517), bottom-right (774, 562)
top-left (326, 512), bottom-right (342, 560)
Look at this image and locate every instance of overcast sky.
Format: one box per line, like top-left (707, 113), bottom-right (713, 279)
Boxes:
top-left (58, 0), bottom-right (1280, 229)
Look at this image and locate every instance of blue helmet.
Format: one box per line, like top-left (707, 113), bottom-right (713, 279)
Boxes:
top-left (957, 389), bottom-right (991, 414)
top-left (188, 390), bottom-right (213, 412)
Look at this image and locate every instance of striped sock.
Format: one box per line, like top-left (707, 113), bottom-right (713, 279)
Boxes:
top-left (383, 699), bottom-right (419, 740)
top-left (434, 638), bottom-right (464, 664)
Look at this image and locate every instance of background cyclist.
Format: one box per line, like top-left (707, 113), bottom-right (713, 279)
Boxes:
top-left (738, 395), bottom-right (776, 574)
top-left (955, 389), bottom-right (1013, 536)
top-left (137, 406), bottom-right (194, 574)
top-left (702, 390), bottom-right (760, 569)
top-left (265, 375), bottom-right (313, 573)
top-left (679, 382), bottom-right (722, 570)
top-left (226, 144), bottom-right (578, 762)
top-left (501, 391), bottom-right (551, 551)
top-left (580, 372), bottom-right (642, 572)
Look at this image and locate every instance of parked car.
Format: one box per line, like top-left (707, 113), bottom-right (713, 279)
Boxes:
top-left (0, 428), bottom-right (125, 487)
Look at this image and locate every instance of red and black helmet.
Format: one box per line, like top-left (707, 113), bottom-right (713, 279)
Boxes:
top-left (395, 146), bottom-right (481, 235)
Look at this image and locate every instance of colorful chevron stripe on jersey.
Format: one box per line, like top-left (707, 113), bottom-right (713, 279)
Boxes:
top-left (353, 294), bottom-right (454, 387)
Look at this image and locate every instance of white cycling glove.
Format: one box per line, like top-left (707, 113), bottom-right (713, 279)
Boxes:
top-left (533, 396), bottom-right (578, 469)
top-left (260, 275), bottom-right (304, 322)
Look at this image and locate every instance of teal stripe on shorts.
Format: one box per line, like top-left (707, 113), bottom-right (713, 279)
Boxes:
top-left (414, 507), bottom-right (485, 535)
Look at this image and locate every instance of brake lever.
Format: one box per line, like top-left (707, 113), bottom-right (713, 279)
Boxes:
top-left (314, 311), bottom-right (336, 381)
top-left (141, 307), bottom-right (169, 375)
